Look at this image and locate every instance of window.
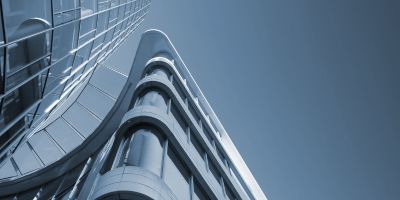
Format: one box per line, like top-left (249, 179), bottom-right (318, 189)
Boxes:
top-left (96, 11), bottom-right (109, 35)
top-left (113, 23), bottom-right (122, 38)
top-left (108, 7), bottom-right (118, 27)
top-left (91, 34), bottom-right (106, 56)
top-left (81, 0), bottom-right (97, 17)
top-left (190, 131), bottom-right (206, 167)
top-left (52, 0), bottom-right (80, 25)
top-left (224, 182), bottom-right (237, 200)
top-left (117, 4), bottom-right (125, 22)
top-left (208, 157), bottom-right (222, 193)
top-left (82, 56), bottom-right (97, 74)
top-left (216, 147), bottom-right (227, 168)
top-left (0, 116), bottom-right (25, 150)
top-left (164, 148), bottom-right (191, 200)
top-left (202, 125), bottom-right (214, 146)
top-left (103, 27), bottom-right (115, 45)
top-left (72, 41), bottom-right (93, 73)
top-left (5, 56), bottom-right (50, 91)
top-left (78, 15), bottom-right (97, 46)
top-left (189, 103), bottom-right (201, 124)
top-left (172, 78), bottom-right (186, 102)
top-left (0, 73), bottom-right (44, 129)
top-left (2, 0), bottom-right (52, 41)
top-left (43, 55), bottom-right (73, 96)
top-left (124, 2), bottom-right (132, 17)
top-left (111, 0), bottom-right (120, 7)
top-left (98, 0), bottom-right (111, 11)
top-left (194, 179), bottom-right (211, 200)
top-left (52, 21), bottom-right (79, 63)
top-left (171, 103), bottom-right (188, 135)
top-left (32, 92), bottom-right (59, 126)
top-left (5, 31), bottom-right (51, 91)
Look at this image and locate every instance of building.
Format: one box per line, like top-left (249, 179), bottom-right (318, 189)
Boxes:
top-left (77, 30), bottom-right (267, 200)
top-left (0, 1), bottom-right (266, 200)
top-left (0, 0), bottom-right (151, 199)
top-left (0, 0), bottom-right (151, 149)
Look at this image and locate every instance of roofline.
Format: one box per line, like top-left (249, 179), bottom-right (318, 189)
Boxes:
top-left (140, 29), bottom-right (267, 200)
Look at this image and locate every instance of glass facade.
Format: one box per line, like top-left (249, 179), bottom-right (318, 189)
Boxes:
top-left (0, 0), bottom-right (151, 149)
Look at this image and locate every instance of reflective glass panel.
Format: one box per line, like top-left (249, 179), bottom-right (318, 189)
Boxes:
top-left (52, 21), bottom-right (79, 63)
top-left (96, 11), bottom-right (109, 35)
top-left (79, 15), bottom-right (97, 46)
top-left (81, 0), bottom-right (97, 17)
top-left (164, 148), bottom-right (191, 200)
top-left (2, 0), bottom-right (52, 41)
top-left (0, 73), bottom-right (44, 129)
top-left (53, 0), bottom-right (80, 25)
top-left (98, 0), bottom-right (111, 11)
top-left (5, 31), bottom-right (51, 91)
top-left (72, 42), bottom-right (92, 72)
top-left (44, 55), bottom-right (73, 96)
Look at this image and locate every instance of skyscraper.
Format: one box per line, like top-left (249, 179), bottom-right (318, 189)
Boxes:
top-left (0, 0), bottom-right (150, 149)
top-left (0, 1), bottom-right (266, 200)
top-left (77, 29), bottom-right (267, 200)
top-left (0, 0), bottom-right (151, 199)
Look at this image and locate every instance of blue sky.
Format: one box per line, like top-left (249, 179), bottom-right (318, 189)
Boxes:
top-left (107, 0), bottom-right (400, 199)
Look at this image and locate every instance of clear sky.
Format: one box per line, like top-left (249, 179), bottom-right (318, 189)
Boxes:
top-left (107, 0), bottom-right (400, 199)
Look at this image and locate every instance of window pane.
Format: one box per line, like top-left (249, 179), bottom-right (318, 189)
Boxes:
top-left (82, 57), bottom-right (97, 74)
top-left (111, 0), bottom-right (119, 7)
top-left (190, 132), bottom-right (206, 167)
top-left (208, 157), bottom-right (222, 193)
top-left (108, 7), bottom-right (118, 27)
top-left (72, 41), bottom-right (92, 72)
top-left (225, 182), bottom-right (236, 200)
top-left (164, 148), bottom-right (191, 200)
top-left (98, 0), bottom-right (111, 11)
top-left (5, 31), bottom-right (51, 91)
top-left (0, 73), bottom-right (44, 129)
top-left (117, 4), bottom-right (125, 22)
top-left (52, 21), bottom-right (79, 63)
top-left (96, 11), bottom-right (109, 35)
top-left (44, 55), bottom-right (73, 96)
top-left (78, 15), bottom-right (97, 46)
top-left (194, 179), bottom-right (211, 200)
top-left (103, 27), bottom-right (115, 45)
top-left (2, 0), bottom-right (52, 41)
top-left (170, 103), bottom-right (187, 136)
top-left (33, 92), bottom-right (59, 124)
top-left (52, 0), bottom-right (80, 25)
top-left (5, 57), bottom-right (50, 91)
top-left (91, 34), bottom-right (105, 55)
top-left (113, 23), bottom-right (122, 37)
top-left (6, 31), bottom-right (51, 74)
top-left (53, 0), bottom-right (77, 12)
top-left (81, 0), bottom-right (97, 17)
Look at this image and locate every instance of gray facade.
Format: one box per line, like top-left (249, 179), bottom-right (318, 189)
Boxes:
top-left (0, 1), bottom-right (266, 200)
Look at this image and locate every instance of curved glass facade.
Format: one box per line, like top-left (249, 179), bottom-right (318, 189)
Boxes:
top-left (0, 0), bottom-right (151, 149)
